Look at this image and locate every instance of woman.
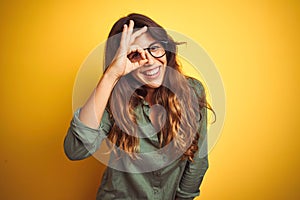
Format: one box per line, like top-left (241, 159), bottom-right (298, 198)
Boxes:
top-left (64, 13), bottom-right (210, 200)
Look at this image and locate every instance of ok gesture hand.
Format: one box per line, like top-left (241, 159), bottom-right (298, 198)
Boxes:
top-left (107, 20), bottom-right (149, 79)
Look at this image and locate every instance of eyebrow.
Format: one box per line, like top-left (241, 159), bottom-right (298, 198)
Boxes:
top-left (142, 41), bottom-right (167, 49)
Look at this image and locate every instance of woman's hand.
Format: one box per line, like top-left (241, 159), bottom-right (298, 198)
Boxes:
top-left (106, 20), bottom-right (148, 79)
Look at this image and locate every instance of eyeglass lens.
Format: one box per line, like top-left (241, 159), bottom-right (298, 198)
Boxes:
top-left (127, 41), bottom-right (166, 62)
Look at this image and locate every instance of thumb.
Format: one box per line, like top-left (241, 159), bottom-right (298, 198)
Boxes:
top-left (138, 58), bottom-right (148, 67)
top-left (130, 59), bottom-right (148, 71)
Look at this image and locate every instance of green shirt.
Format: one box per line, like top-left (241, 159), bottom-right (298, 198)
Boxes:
top-left (64, 77), bottom-right (209, 200)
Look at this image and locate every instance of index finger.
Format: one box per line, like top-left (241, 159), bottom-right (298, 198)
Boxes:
top-left (129, 26), bottom-right (148, 44)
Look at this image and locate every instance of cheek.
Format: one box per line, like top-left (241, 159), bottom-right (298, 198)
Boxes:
top-left (159, 56), bottom-right (167, 66)
top-left (133, 71), bottom-right (141, 80)
top-left (163, 59), bottom-right (167, 66)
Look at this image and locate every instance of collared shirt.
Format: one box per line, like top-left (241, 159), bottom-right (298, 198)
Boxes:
top-left (64, 77), bottom-right (209, 200)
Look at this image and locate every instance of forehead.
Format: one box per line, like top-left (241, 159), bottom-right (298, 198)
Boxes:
top-left (131, 32), bottom-right (156, 48)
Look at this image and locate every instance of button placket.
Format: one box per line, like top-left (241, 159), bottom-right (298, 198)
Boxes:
top-left (153, 186), bottom-right (161, 200)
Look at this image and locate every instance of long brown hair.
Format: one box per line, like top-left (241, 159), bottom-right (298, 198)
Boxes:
top-left (104, 13), bottom-right (208, 161)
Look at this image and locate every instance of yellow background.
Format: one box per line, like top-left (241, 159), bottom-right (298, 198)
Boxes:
top-left (1, 0), bottom-right (299, 199)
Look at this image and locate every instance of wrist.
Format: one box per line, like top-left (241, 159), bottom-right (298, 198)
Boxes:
top-left (102, 67), bottom-right (120, 87)
top-left (106, 62), bottom-right (123, 77)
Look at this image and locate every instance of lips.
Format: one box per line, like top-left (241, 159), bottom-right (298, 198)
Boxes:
top-left (141, 66), bottom-right (160, 78)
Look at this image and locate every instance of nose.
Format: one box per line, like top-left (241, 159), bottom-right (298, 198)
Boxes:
top-left (145, 51), bottom-right (155, 65)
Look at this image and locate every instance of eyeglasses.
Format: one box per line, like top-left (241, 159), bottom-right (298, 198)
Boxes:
top-left (127, 41), bottom-right (167, 62)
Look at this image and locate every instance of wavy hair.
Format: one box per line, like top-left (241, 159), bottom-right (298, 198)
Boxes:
top-left (104, 13), bottom-right (210, 161)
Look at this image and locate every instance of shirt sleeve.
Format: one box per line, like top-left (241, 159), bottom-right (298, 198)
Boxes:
top-left (175, 78), bottom-right (209, 199)
top-left (64, 107), bottom-right (113, 161)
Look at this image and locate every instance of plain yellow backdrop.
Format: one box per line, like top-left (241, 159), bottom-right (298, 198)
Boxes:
top-left (1, 0), bottom-right (299, 199)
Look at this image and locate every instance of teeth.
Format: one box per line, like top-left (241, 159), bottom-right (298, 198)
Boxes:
top-left (144, 67), bottom-right (159, 76)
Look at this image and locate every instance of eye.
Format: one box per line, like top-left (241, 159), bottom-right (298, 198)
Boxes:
top-left (128, 52), bottom-right (141, 61)
top-left (149, 45), bottom-right (162, 52)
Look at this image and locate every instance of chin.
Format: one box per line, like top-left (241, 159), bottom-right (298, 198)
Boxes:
top-left (144, 81), bottom-right (163, 89)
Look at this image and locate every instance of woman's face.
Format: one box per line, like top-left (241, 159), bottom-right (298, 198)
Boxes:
top-left (129, 32), bottom-right (167, 89)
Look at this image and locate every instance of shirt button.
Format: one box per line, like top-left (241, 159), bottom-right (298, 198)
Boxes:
top-left (153, 171), bottom-right (161, 176)
top-left (153, 188), bottom-right (159, 194)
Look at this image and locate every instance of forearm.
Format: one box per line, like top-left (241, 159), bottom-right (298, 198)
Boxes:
top-left (64, 107), bottom-right (112, 160)
top-left (176, 100), bottom-right (209, 198)
top-left (176, 155), bottom-right (209, 199)
top-left (64, 126), bottom-right (91, 160)
top-left (79, 68), bottom-right (118, 129)
top-left (65, 68), bottom-right (119, 160)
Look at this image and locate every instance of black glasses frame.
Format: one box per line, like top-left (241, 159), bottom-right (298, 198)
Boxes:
top-left (143, 40), bottom-right (168, 58)
top-left (127, 40), bottom-right (168, 61)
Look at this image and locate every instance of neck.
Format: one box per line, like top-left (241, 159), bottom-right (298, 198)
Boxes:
top-left (145, 88), bottom-right (155, 106)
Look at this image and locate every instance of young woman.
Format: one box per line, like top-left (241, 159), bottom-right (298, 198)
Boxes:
top-left (64, 13), bottom-right (210, 200)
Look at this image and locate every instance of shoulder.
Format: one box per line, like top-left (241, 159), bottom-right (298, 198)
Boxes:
top-left (185, 76), bottom-right (206, 99)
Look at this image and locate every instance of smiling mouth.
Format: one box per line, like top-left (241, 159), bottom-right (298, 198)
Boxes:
top-left (141, 66), bottom-right (160, 77)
